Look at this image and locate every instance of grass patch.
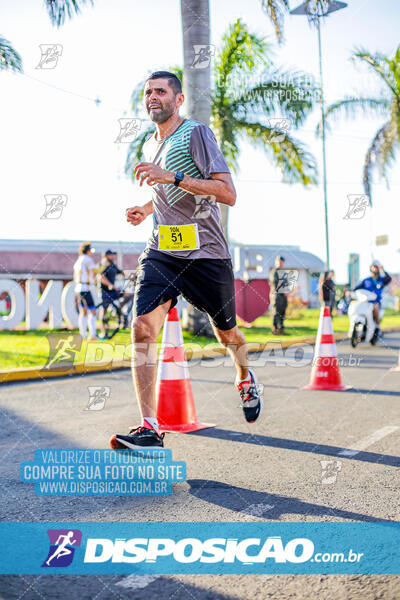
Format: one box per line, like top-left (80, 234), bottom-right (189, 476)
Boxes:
top-left (1, 308), bottom-right (399, 370)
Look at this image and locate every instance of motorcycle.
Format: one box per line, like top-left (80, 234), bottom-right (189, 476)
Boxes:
top-left (347, 289), bottom-right (384, 348)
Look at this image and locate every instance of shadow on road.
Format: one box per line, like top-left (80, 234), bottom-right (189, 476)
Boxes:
top-left (191, 428), bottom-right (400, 468)
top-left (347, 387), bottom-right (400, 397)
top-left (0, 574), bottom-right (244, 600)
top-left (188, 479), bottom-right (392, 523)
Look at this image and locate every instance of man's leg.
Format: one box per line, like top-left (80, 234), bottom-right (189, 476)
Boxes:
top-left (88, 308), bottom-right (97, 339)
top-left (213, 324), bottom-right (248, 381)
top-left (213, 323), bottom-right (262, 423)
top-left (110, 300), bottom-right (172, 449)
top-left (99, 305), bottom-right (106, 337)
top-left (131, 300), bottom-right (172, 419)
top-left (78, 305), bottom-right (88, 338)
top-left (280, 296), bottom-right (288, 330)
top-left (275, 295), bottom-right (284, 331)
top-left (373, 303), bottom-right (380, 325)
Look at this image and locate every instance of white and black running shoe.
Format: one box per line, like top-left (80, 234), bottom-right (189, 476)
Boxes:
top-left (110, 426), bottom-right (165, 450)
top-left (236, 369), bottom-right (263, 423)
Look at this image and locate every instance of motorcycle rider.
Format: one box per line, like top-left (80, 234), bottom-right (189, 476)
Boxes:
top-left (354, 261), bottom-right (391, 330)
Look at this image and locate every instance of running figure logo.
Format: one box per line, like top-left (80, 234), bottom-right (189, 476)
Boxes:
top-left (41, 194), bottom-right (68, 220)
top-left (43, 334), bottom-right (82, 371)
top-left (36, 44), bottom-right (63, 69)
top-left (344, 194), bottom-right (369, 220)
top-left (276, 270), bottom-right (298, 294)
top-left (192, 195), bottom-right (216, 219)
top-left (268, 118), bottom-right (292, 143)
top-left (191, 45), bottom-right (215, 69)
top-left (42, 529), bottom-right (82, 568)
top-left (114, 118), bottom-right (142, 143)
top-left (85, 386), bottom-right (110, 411)
top-left (320, 460), bottom-right (342, 485)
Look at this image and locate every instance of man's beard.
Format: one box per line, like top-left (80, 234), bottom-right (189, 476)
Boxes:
top-left (147, 102), bottom-right (174, 124)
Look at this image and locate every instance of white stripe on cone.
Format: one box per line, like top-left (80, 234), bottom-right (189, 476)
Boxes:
top-left (321, 315), bottom-right (334, 335)
top-left (161, 321), bottom-right (182, 347)
top-left (157, 314), bottom-right (189, 382)
top-left (316, 344), bottom-right (337, 358)
top-left (159, 361), bottom-right (189, 380)
top-left (313, 309), bottom-right (338, 361)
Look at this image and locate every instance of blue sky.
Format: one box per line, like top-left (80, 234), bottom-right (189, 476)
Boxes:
top-left (0, 0), bottom-right (399, 281)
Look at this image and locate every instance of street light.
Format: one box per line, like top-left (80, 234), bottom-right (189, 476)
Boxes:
top-left (290, 0), bottom-right (347, 269)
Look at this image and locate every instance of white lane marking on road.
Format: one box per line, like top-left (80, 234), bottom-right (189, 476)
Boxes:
top-left (338, 426), bottom-right (400, 457)
top-left (116, 574), bottom-right (159, 590)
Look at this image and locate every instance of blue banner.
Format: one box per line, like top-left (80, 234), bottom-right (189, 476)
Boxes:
top-left (20, 449), bottom-right (186, 496)
top-left (0, 522), bottom-right (398, 574)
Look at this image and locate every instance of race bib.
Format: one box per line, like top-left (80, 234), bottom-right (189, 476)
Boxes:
top-left (158, 224), bottom-right (200, 251)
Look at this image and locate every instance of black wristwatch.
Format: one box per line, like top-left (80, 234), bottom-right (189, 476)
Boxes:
top-left (173, 171), bottom-right (185, 187)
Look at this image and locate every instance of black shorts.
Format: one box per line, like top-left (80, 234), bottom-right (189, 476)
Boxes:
top-left (78, 291), bottom-right (96, 309)
top-left (101, 290), bottom-right (119, 308)
top-left (134, 249), bottom-right (237, 330)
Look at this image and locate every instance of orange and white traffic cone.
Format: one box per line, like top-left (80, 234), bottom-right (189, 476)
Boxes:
top-left (302, 306), bottom-right (351, 391)
top-left (156, 307), bottom-right (215, 433)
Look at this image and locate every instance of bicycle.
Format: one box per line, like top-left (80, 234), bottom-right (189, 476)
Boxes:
top-left (96, 291), bottom-right (134, 340)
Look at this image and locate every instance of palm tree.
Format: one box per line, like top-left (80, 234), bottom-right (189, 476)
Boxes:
top-left (322, 45), bottom-right (400, 203)
top-left (0, 36), bottom-right (22, 72)
top-left (126, 19), bottom-right (318, 190)
top-left (1, 0), bottom-right (92, 73)
top-left (260, 0), bottom-right (290, 43)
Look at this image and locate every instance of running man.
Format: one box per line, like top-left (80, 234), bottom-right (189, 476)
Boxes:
top-left (110, 71), bottom-right (263, 450)
top-left (45, 531), bottom-right (77, 566)
top-left (73, 242), bottom-right (98, 340)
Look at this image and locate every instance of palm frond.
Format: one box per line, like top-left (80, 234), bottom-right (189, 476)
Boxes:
top-left (318, 96), bottom-right (390, 135)
top-left (0, 37), bottom-right (22, 72)
top-left (235, 119), bottom-right (318, 185)
top-left (260, 0), bottom-right (289, 43)
top-left (211, 111), bottom-right (241, 172)
top-left (388, 44), bottom-right (400, 95)
top-left (351, 47), bottom-right (397, 96)
top-left (214, 19), bottom-right (270, 92)
top-left (363, 120), bottom-right (398, 203)
top-left (44, 0), bottom-right (94, 27)
top-left (124, 124), bottom-right (155, 178)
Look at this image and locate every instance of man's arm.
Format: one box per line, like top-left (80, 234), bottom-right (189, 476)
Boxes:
top-left (134, 164), bottom-right (236, 207)
top-left (354, 279), bottom-right (365, 291)
top-left (101, 274), bottom-right (116, 290)
top-left (135, 124), bottom-right (236, 206)
top-left (126, 201), bottom-right (153, 226)
top-left (379, 265), bottom-right (392, 286)
top-left (177, 172), bottom-right (236, 206)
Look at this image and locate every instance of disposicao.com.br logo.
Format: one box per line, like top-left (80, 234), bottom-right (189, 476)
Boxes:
top-left (83, 536), bottom-right (361, 565)
top-left (2, 522), bottom-right (390, 575)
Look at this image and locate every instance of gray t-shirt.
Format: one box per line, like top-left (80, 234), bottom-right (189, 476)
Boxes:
top-left (143, 119), bottom-right (231, 259)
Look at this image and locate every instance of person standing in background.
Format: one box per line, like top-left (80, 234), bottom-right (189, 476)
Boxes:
top-left (270, 256), bottom-right (288, 335)
top-left (73, 242), bottom-right (98, 340)
top-left (319, 270), bottom-right (336, 314)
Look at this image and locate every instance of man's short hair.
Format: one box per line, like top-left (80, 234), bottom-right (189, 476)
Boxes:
top-left (79, 242), bottom-right (92, 255)
top-left (145, 71), bottom-right (182, 95)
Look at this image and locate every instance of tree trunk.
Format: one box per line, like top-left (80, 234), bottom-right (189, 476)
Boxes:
top-left (180, 0), bottom-right (214, 337)
top-left (181, 0), bottom-right (212, 125)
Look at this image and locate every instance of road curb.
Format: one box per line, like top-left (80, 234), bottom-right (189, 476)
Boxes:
top-left (1, 326), bottom-right (399, 384)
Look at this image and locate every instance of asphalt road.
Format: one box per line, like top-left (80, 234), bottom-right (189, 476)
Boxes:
top-left (1, 332), bottom-right (400, 599)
